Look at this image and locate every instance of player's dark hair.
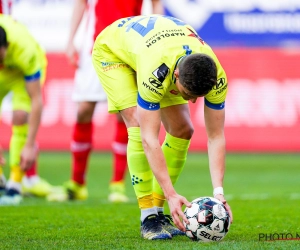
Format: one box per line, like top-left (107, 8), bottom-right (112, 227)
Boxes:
top-left (0, 26), bottom-right (8, 47)
top-left (178, 53), bottom-right (217, 96)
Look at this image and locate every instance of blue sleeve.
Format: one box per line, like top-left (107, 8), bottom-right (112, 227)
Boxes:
top-left (205, 98), bottom-right (225, 110)
top-left (137, 93), bottom-right (160, 110)
top-left (24, 70), bottom-right (41, 82)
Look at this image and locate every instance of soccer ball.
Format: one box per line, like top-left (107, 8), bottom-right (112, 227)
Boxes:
top-left (183, 197), bottom-right (230, 242)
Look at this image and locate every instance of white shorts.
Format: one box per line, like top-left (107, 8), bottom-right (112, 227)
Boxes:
top-left (72, 52), bottom-right (107, 102)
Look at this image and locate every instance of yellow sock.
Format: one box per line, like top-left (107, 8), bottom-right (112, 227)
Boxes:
top-left (10, 166), bottom-right (24, 182)
top-left (127, 127), bottom-right (153, 209)
top-left (153, 133), bottom-right (190, 205)
top-left (153, 192), bottom-right (165, 208)
top-left (9, 124), bottom-right (28, 182)
top-left (138, 194), bottom-right (154, 209)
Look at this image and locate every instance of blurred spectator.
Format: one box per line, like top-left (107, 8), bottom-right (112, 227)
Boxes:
top-left (47, 0), bottom-right (164, 203)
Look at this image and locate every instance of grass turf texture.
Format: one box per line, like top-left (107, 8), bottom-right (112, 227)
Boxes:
top-left (1, 152), bottom-right (300, 249)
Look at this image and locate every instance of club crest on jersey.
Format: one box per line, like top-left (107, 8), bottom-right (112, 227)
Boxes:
top-left (152, 63), bottom-right (170, 83)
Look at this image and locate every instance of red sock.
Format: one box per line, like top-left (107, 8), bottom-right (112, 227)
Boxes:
top-left (111, 121), bottom-right (128, 182)
top-left (25, 161), bottom-right (37, 177)
top-left (71, 122), bottom-right (93, 185)
top-left (25, 143), bottom-right (38, 177)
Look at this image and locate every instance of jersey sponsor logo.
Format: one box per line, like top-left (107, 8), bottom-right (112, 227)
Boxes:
top-left (149, 77), bottom-right (163, 89)
top-left (101, 62), bottom-right (115, 67)
top-left (145, 29), bottom-right (185, 45)
top-left (211, 78), bottom-right (227, 97)
top-left (146, 30), bottom-right (186, 48)
top-left (101, 62), bottom-right (129, 72)
top-left (152, 63), bottom-right (170, 83)
top-left (213, 77), bottom-right (226, 90)
top-left (142, 81), bottom-right (163, 96)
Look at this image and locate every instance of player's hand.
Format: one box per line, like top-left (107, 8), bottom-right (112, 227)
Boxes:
top-left (66, 43), bottom-right (79, 68)
top-left (215, 194), bottom-right (233, 223)
top-left (0, 144), bottom-right (6, 166)
top-left (167, 193), bottom-right (192, 231)
top-left (20, 144), bottom-right (37, 171)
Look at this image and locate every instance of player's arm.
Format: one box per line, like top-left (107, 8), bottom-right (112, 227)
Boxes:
top-left (204, 105), bottom-right (233, 222)
top-left (66, 0), bottom-right (87, 67)
top-left (137, 105), bottom-right (190, 231)
top-left (151, 0), bottom-right (164, 15)
top-left (0, 143), bottom-right (6, 166)
top-left (20, 78), bottom-right (43, 171)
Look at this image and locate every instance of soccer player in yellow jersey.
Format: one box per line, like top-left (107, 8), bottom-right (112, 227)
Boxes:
top-left (0, 14), bottom-right (52, 205)
top-left (92, 15), bottom-right (233, 240)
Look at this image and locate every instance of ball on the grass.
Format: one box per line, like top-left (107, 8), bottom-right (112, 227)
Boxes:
top-left (183, 197), bottom-right (230, 242)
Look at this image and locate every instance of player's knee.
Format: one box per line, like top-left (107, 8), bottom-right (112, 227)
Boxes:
top-left (171, 125), bottom-right (194, 140)
top-left (181, 125), bottom-right (194, 140)
top-left (12, 110), bottom-right (28, 125)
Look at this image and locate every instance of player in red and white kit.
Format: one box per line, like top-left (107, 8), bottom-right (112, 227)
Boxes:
top-left (0, 0), bottom-right (12, 15)
top-left (0, 0), bottom-right (53, 199)
top-left (47, 0), bottom-right (164, 202)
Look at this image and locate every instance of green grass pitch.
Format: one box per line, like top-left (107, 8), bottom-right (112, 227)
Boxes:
top-left (1, 152), bottom-right (300, 249)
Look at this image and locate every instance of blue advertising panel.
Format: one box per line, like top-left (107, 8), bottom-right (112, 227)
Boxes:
top-left (163, 0), bottom-right (300, 47)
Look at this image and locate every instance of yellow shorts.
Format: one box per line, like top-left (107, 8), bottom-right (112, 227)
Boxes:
top-left (0, 66), bottom-right (46, 113)
top-left (92, 30), bottom-right (187, 114)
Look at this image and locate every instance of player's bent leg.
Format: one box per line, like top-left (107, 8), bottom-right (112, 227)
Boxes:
top-left (153, 104), bottom-right (193, 235)
top-left (1, 123), bottom-right (28, 205)
top-left (153, 133), bottom-right (191, 195)
top-left (127, 127), bottom-right (171, 239)
top-left (152, 133), bottom-right (192, 236)
top-left (127, 127), bottom-right (153, 205)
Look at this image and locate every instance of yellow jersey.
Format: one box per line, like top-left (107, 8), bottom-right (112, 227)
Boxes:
top-left (0, 14), bottom-right (47, 83)
top-left (94, 15), bottom-right (227, 110)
